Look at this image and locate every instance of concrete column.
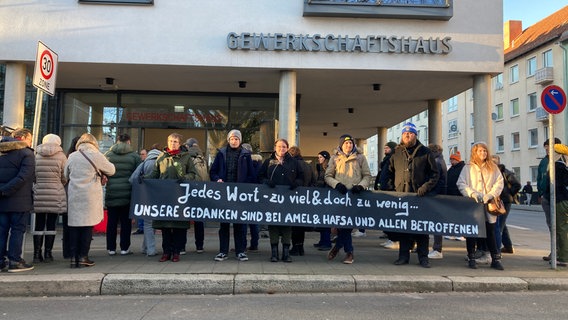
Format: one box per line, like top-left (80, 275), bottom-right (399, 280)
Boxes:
top-left (377, 127), bottom-right (388, 162)
top-left (472, 74), bottom-right (493, 151)
top-left (2, 62), bottom-right (27, 128)
top-left (428, 99), bottom-right (442, 145)
top-left (278, 70), bottom-right (296, 146)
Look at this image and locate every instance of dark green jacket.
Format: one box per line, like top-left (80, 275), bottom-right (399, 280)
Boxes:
top-left (104, 142), bottom-right (141, 207)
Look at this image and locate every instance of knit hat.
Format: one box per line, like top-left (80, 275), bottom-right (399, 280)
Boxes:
top-left (401, 122), bottom-right (417, 135)
top-left (450, 151), bottom-right (461, 162)
top-left (339, 134), bottom-right (353, 147)
top-left (42, 133), bottom-right (61, 146)
top-left (318, 150), bottom-right (330, 160)
top-left (185, 138), bottom-right (198, 148)
top-left (227, 129), bottom-right (242, 142)
top-left (385, 141), bottom-right (397, 152)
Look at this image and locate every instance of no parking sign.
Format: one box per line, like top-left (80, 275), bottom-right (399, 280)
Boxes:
top-left (32, 41), bottom-right (58, 96)
top-left (541, 85), bottom-right (567, 114)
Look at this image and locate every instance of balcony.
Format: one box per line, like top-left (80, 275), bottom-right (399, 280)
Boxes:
top-left (534, 67), bottom-right (554, 85)
top-left (536, 107), bottom-right (549, 122)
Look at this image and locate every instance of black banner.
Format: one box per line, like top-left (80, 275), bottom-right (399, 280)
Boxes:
top-left (130, 180), bottom-right (486, 237)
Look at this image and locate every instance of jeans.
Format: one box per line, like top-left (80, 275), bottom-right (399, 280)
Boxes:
top-left (106, 205), bottom-right (132, 251)
top-left (219, 223), bottom-right (246, 255)
top-left (467, 221), bottom-right (498, 256)
top-left (194, 221), bottom-right (204, 250)
top-left (495, 202), bottom-right (513, 250)
top-left (161, 228), bottom-right (187, 255)
top-left (141, 217), bottom-right (156, 255)
top-left (335, 228), bottom-right (353, 253)
top-left (246, 224), bottom-right (259, 249)
top-left (0, 212), bottom-right (29, 263)
top-left (432, 235), bottom-right (443, 252)
top-left (398, 232), bottom-right (428, 262)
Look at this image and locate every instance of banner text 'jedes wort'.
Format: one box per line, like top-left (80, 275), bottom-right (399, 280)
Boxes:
top-left (130, 180), bottom-right (486, 237)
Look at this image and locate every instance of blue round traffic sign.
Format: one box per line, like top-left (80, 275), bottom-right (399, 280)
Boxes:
top-left (541, 85), bottom-right (567, 114)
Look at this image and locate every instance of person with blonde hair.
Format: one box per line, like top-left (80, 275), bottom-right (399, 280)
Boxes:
top-left (65, 133), bottom-right (115, 268)
top-left (457, 142), bottom-right (504, 270)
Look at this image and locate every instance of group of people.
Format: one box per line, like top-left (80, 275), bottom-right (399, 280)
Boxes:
top-left (2, 123), bottom-right (567, 272)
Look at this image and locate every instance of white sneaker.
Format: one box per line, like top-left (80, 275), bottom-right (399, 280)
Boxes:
top-left (444, 236), bottom-right (455, 240)
top-left (475, 252), bottom-right (491, 264)
top-left (120, 250), bottom-right (132, 255)
top-left (455, 236), bottom-right (466, 241)
top-left (382, 240), bottom-right (399, 249)
top-left (108, 250), bottom-right (116, 256)
top-left (352, 231), bottom-right (367, 238)
top-left (428, 250), bottom-right (443, 259)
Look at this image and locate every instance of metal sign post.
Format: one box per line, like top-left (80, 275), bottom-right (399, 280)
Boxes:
top-left (541, 85), bottom-right (567, 269)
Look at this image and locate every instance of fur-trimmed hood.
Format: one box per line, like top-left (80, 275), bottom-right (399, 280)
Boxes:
top-left (0, 137), bottom-right (29, 154)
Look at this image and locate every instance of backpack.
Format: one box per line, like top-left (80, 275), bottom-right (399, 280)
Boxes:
top-left (192, 154), bottom-right (209, 182)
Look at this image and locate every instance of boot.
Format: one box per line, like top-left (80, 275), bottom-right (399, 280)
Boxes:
top-left (467, 253), bottom-right (477, 269)
top-left (70, 258), bottom-right (80, 269)
top-left (33, 235), bottom-right (44, 263)
top-left (490, 254), bottom-right (504, 270)
top-left (281, 244), bottom-right (292, 263)
top-left (270, 244), bottom-right (279, 262)
top-left (289, 244), bottom-right (303, 256)
top-left (44, 235), bottom-right (55, 263)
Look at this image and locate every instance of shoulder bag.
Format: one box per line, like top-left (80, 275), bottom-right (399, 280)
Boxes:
top-left (481, 172), bottom-right (506, 216)
top-left (79, 150), bottom-right (108, 186)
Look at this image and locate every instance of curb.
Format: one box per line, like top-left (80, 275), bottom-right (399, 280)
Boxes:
top-left (2, 273), bottom-right (568, 296)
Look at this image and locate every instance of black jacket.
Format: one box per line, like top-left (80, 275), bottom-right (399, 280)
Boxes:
top-left (258, 152), bottom-right (304, 188)
top-left (384, 141), bottom-right (439, 195)
top-left (446, 161), bottom-right (465, 196)
top-left (0, 137), bottom-right (35, 213)
top-left (498, 164), bottom-right (521, 204)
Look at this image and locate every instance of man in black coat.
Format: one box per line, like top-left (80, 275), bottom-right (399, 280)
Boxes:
top-left (0, 128), bottom-right (36, 272)
top-left (384, 123), bottom-right (439, 268)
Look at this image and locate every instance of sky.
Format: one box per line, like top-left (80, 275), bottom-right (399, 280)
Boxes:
top-left (503, 0), bottom-right (567, 28)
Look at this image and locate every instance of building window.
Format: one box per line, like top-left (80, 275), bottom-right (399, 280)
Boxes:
top-left (529, 128), bottom-right (538, 148)
top-left (544, 126), bottom-right (549, 142)
top-left (470, 113), bottom-right (474, 128)
top-left (496, 135), bottom-right (504, 153)
top-left (448, 119), bottom-right (458, 139)
top-left (543, 49), bottom-right (553, 67)
top-left (510, 98), bottom-right (519, 117)
top-left (530, 166), bottom-right (538, 182)
top-left (447, 96), bottom-right (458, 113)
top-left (527, 57), bottom-right (537, 77)
top-left (495, 103), bottom-right (504, 120)
top-left (510, 65), bottom-right (519, 83)
top-left (512, 132), bottom-right (520, 150)
top-left (512, 167), bottom-right (521, 181)
top-left (493, 73), bottom-right (503, 90)
top-left (448, 145), bottom-right (458, 159)
top-left (527, 92), bottom-right (537, 112)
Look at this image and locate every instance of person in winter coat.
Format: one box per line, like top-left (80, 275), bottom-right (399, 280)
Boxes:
top-left (384, 123), bottom-right (439, 268)
top-left (33, 133), bottom-right (67, 264)
top-left (0, 128), bottom-right (35, 272)
top-left (457, 142), bottom-right (504, 270)
top-left (104, 133), bottom-right (141, 256)
top-left (146, 133), bottom-right (197, 263)
top-left (288, 146), bottom-right (316, 256)
top-left (129, 146), bottom-right (161, 256)
top-left (65, 133), bottom-right (115, 268)
top-left (313, 150), bottom-right (332, 251)
top-left (185, 138), bottom-right (208, 254)
top-left (325, 134), bottom-right (372, 264)
top-left (241, 143), bottom-right (261, 252)
top-left (427, 144), bottom-right (448, 260)
top-left (542, 143), bottom-right (568, 267)
top-left (258, 138), bottom-right (304, 263)
top-left (210, 129), bottom-right (255, 262)
top-left (491, 155), bottom-right (521, 255)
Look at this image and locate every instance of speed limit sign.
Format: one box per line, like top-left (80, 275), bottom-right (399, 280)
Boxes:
top-left (33, 41), bottom-right (58, 96)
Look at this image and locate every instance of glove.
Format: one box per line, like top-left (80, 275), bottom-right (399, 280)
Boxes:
top-left (289, 182), bottom-right (298, 190)
top-left (471, 192), bottom-right (483, 203)
top-left (416, 186), bottom-right (428, 197)
top-left (265, 180), bottom-right (276, 188)
top-left (335, 183), bottom-right (348, 195)
top-left (483, 194), bottom-right (494, 204)
top-left (351, 185), bottom-right (365, 194)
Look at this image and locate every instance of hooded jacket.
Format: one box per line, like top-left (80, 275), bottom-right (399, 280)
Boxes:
top-left (0, 137), bottom-right (35, 213)
top-left (34, 142), bottom-right (67, 214)
top-left (104, 142), bottom-right (141, 207)
top-left (325, 148), bottom-right (372, 190)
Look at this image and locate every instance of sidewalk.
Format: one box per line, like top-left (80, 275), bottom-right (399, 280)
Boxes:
top-left (1, 225), bottom-right (567, 297)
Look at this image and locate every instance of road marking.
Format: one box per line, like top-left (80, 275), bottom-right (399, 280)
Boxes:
top-left (507, 224), bottom-right (530, 231)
